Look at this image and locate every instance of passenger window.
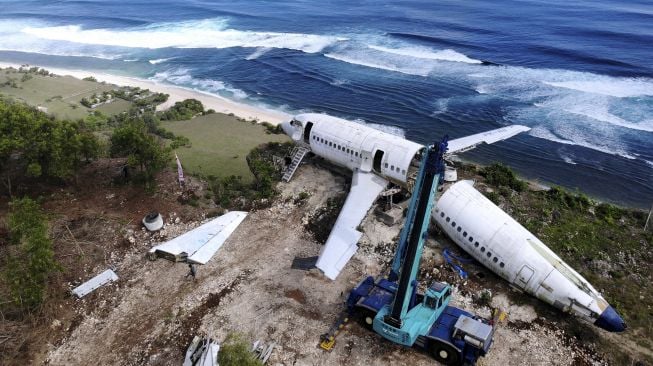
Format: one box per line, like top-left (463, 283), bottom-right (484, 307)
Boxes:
top-left (355, 152), bottom-right (358, 157)
top-left (474, 242), bottom-right (479, 247)
top-left (329, 141), bottom-right (332, 147)
top-left (500, 262), bottom-right (505, 268)
top-left (384, 163), bottom-right (388, 168)
top-left (446, 217), bottom-right (450, 222)
top-left (457, 226), bottom-right (461, 232)
top-left (463, 231), bottom-right (467, 237)
top-left (451, 221), bottom-right (456, 227)
top-left (402, 169), bottom-right (406, 174)
top-left (487, 252), bottom-right (492, 258)
top-left (481, 247), bottom-right (485, 252)
top-left (493, 257), bottom-right (498, 263)
top-left (391, 165), bottom-right (395, 171)
top-left (440, 212), bottom-right (445, 218)
top-left (468, 236), bottom-right (473, 242)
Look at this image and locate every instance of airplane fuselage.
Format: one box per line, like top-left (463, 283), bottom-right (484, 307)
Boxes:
top-left (282, 113), bottom-right (423, 186)
top-left (433, 181), bottom-right (626, 332)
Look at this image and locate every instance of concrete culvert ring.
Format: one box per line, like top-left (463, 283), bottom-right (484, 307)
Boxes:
top-left (143, 212), bottom-right (164, 231)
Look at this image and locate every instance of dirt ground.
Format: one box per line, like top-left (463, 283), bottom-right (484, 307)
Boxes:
top-left (10, 161), bottom-right (639, 365)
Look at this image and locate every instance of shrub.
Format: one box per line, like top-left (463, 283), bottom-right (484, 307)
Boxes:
top-left (219, 333), bottom-right (262, 366)
top-left (480, 163), bottom-right (526, 192)
top-left (3, 197), bottom-right (58, 314)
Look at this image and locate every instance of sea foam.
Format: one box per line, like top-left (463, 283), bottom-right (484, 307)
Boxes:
top-left (20, 18), bottom-right (344, 54)
top-left (151, 68), bottom-right (248, 99)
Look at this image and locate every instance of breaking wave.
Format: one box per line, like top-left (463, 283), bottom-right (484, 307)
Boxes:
top-left (368, 45), bottom-right (482, 64)
top-left (544, 79), bottom-right (653, 98)
top-left (19, 18), bottom-right (344, 53)
top-left (150, 68), bottom-right (248, 99)
top-left (352, 118), bottom-right (406, 137)
top-left (149, 57), bottom-right (174, 65)
top-left (528, 126), bottom-right (637, 160)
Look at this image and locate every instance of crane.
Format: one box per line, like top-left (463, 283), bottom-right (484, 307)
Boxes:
top-left (344, 138), bottom-right (494, 365)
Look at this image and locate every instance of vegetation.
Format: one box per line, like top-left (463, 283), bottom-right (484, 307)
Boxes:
top-left (0, 98), bottom-right (101, 195)
top-left (109, 120), bottom-right (171, 185)
top-left (80, 91), bottom-right (113, 108)
top-left (159, 98), bottom-right (205, 121)
top-left (219, 333), bottom-right (262, 366)
top-left (2, 197), bottom-right (58, 315)
top-left (480, 163), bottom-right (527, 192)
top-left (161, 113), bottom-right (289, 180)
top-left (208, 142), bottom-right (292, 209)
top-left (82, 76), bottom-right (97, 82)
top-left (261, 121), bottom-right (284, 134)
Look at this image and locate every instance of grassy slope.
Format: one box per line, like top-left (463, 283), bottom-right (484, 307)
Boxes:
top-left (0, 68), bottom-right (131, 120)
top-left (163, 114), bottom-right (289, 182)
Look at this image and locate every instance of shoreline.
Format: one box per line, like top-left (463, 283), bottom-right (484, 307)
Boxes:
top-left (0, 61), bottom-right (290, 125)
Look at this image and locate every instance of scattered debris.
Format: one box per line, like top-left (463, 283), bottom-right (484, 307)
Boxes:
top-left (184, 336), bottom-right (219, 366)
top-left (251, 340), bottom-right (275, 364)
top-left (71, 269), bottom-right (118, 298)
top-left (148, 211), bottom-right (247, 264)
top-left (143, 212), bottom-right (164, 232)
top-left (176, 153), bottom-right (186, 187)
top-left (291, 256), bottom-right (318, 270)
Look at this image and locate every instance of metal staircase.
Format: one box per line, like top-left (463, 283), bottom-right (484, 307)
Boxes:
top-left (282, 146), bottom-right (310, 182)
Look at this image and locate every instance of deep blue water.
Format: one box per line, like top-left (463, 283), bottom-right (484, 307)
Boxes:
top-left (1, 0), bottom-right (652, 207)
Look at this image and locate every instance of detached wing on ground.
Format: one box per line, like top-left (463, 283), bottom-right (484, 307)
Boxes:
top-left (447, 125), bottom-right (530, 154)
top-left (148, 211), bottom-right (247, 264)
top-left (316, 171), bottom-right (388, 280)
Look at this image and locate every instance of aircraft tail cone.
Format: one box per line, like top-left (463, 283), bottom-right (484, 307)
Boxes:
top-left (595, 305), bottom-right (627, 332)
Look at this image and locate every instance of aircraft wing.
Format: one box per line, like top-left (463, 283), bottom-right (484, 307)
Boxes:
top-left (316, 170), bottom-right (388, 280)
top-left (447, 125), bottom-right (530, 154)
top-left (148, 211), bottom-right (247, 264)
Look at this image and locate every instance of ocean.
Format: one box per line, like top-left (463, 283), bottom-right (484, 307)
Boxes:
top-left (1, 0), bottom-right (652, 207)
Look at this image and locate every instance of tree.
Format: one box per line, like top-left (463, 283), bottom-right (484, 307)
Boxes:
top-left (0, 99), bottom-right (101, 194)
top-left (110, 120), bottom-right (171, 184)
top-left (158, 98), bottom-right (204, 121)
top-left (3, 197), bottom-right (57, 313)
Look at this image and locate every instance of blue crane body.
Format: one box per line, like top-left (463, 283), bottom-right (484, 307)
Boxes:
top-left (346, 138), bottom-right (494, 365)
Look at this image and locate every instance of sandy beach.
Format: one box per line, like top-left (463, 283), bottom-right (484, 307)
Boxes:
top-left (0, 62), bottom-right (290, 125)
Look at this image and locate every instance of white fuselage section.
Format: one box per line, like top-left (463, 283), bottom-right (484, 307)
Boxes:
top-left (284, 113), bottom-right (423, 185)
top-left (432, 181), bottom-right (610, 324)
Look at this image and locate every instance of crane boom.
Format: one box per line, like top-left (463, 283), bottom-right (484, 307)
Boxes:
top-left (385, 138), bottom-right (448, 327)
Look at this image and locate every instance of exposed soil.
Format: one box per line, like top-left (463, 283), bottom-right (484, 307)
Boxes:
top-left (1, 159), bottom-right (648, 366)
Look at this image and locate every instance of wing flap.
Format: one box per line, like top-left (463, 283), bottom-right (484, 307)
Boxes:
top-left (316, 171), bottom-right (388, 280)
top-left (447, 125), bottom-right (530, 154)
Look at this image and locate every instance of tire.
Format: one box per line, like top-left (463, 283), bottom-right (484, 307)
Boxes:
top-left (429, 341), bottom-right (460, 365)
top-left (356, 308), bottom-right (377, 331)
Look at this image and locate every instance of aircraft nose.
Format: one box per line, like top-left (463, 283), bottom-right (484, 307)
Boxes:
top-left (594, 305), bottom-right (627, 332)
top-left (281, 120), bottom-right (293, 137)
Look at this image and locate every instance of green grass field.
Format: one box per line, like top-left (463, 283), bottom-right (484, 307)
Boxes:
top-left (0, 68), bottom-right (132, 120)
top-left (163, 113), bottom-right (289, 182)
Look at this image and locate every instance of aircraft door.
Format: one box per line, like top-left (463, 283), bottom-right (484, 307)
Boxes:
top-left (373, 149), bottom-right (384, 173)
top-left (303, 122), bottom-right (313, 143)
top-left (514, 265), bottom-right (534, 290)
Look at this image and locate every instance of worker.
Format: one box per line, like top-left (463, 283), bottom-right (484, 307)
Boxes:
top-left (186, 263), bottom-right (197, 280)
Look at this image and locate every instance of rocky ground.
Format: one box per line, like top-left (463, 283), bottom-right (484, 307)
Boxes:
top-left (27, 161), bottom-right (630, 366)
